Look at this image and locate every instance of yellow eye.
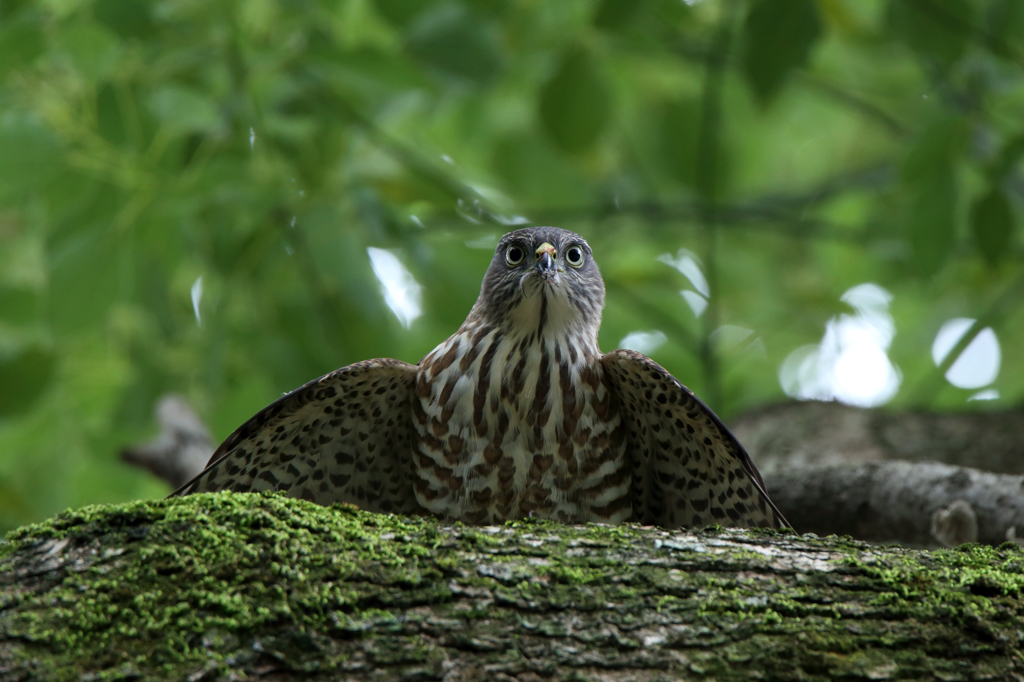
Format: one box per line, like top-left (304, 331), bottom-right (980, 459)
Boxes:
top-left (505, 245), bottom-right (525, 266)
top-left (566, 245), bottom-right (584, 268)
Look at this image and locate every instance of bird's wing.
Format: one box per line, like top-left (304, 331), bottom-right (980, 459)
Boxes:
top-left (601, 349), bottom-right (789, 530)
top-left (171, 359), bottom-right (425, 515)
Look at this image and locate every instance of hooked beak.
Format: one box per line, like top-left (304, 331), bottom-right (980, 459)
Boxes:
top-left (535, 242), bottom-right (557, 280)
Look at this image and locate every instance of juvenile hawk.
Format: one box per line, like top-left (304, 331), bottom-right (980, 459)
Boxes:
top-left (174, 227), bottom-right (788, 530)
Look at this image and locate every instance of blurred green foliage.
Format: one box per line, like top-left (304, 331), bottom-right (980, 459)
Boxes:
top-left (0, 0), bottom-right (1022, 531)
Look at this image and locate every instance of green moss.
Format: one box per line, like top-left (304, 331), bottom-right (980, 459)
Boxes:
top-left (1, 493), bottom-right (1023, 680)
top-left (842, 540), bottom-right (1024, 623)
top-left (1, 494), bottom-right (455, 678)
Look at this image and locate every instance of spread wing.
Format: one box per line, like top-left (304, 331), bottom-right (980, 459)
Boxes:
top-left (602, 349), bottom-right (789, 530)
top-left (171, 359), bottom-right (425, 516)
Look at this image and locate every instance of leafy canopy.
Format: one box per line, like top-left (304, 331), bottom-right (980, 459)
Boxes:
top-left (0, 0), bottom-right (1022, 530)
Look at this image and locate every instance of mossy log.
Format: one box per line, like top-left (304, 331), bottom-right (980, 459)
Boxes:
top-left (0, 493), bottom-right (1022, 680)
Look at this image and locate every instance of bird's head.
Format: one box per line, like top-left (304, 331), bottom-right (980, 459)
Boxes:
top-left (473, 227), bottom-right (605, 342)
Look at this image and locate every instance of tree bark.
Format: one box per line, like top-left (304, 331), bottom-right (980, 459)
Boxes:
top-left (0, 493), bottom-right (1022, 681)
top-left (763, 461), bottom-right (1024, 547)
top-left (731, 400), bottom-right (1024, 475)
top-left (730, 401), bottom-right (1024, 548)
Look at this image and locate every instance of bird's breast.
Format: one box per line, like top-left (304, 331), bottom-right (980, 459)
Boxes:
top-left (412, 325), bottom-right (629, 524)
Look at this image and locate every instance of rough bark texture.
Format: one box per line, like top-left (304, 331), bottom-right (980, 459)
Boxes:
top-left (1, 493), bottom-right (1023, 681)
top-left (731, 401), bottom-right (1024, 475)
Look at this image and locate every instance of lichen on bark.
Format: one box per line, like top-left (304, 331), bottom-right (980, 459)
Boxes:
top-left (0, 492), bottom-right (1022, 680)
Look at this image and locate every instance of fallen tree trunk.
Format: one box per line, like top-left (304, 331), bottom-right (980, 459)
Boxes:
top-left (0, 494), bottom-right (1022, 680)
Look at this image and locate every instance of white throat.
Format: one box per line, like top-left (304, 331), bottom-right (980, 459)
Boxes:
top-left (506, 279), bottom-right (597, 355)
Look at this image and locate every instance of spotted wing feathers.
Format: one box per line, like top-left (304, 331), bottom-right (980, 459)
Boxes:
top-left (173, 359), bottom-right (424, 516)
top-left (602, 349), bottom-right (789, 530)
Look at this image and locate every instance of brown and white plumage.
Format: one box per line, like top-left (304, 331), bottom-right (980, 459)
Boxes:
top-left (603, 350), bottom-right (783, 528)
top-left (175, 227), bottom-right (788, 530)
top-left (175, 359), bottom-right (423, 515)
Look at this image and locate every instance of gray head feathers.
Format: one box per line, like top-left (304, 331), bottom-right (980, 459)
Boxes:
top-left (472, 227), bottom-right (605, 341)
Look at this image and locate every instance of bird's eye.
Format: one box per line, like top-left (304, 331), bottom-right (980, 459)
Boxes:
top-left (566, 245), bottom-right (585, 268)
top-left (505, 245), bottom-right (525, 266)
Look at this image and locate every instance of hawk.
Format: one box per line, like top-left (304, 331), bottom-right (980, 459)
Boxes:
top-left (174, 227), bottom-right (789, 530)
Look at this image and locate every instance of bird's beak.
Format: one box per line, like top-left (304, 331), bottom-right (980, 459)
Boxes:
top-left (535, 243), bottom-right (557, 279)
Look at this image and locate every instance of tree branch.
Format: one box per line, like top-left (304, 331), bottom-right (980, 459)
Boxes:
top-left (732, 400), bottom-right (1024, 476)
top-left (120, 395), bottom-right (212, 489)
top-left (763, 461), bottom-right (1024, 547)
top-left (733, 400), bottom-right (1024, 547)
top-left (2, 494), bottom-right (1023, 680)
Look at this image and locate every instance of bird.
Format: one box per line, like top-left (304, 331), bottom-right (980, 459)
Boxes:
top-left (173, 227), bottom-right (789, 530)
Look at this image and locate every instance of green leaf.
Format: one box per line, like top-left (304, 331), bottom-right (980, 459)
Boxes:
top-left (906, 168), bottom-right (957, 275)
top-left (96, 83), bottom-right (127, 147)
top-left (652, 0), bottom-right (694, 26)
top-left (538, 46), bottom-right (610, 154)
top-left (0, 346), bottom-right (55, 418)
top-left (593, 0), bottom-right (644, 30)
top-left (148, 86), bottom-right (222, 136)
top-left (741, 0), bottom-right (821, 105)
top-left (325, 50), bottom-right (433, 106)
top-left (659, 97), bottom-right (702, 187)
top-left (373, 0), bottom-right (435, 27)
top-left (887, 0), bottom-right (974, 64)
top-left (902, 117), bottom-right (967, 181)
top-left (990, 131), bottom-right (1024, 181)
top-left (490, 131), bottom-right (587, 205)
top-left (462, 0), bottom-right (507, 18)
top-left (58, 22), bottom-right (122, 81)
top-left (47, 230), bottom-right (124, 337)
top-left (987, 0), bottom-right (1024, 60)
top-left (404, 3), bottom-right (503, 87)
top-left (0, 12), bottom-right (44, 79)
top-left (900, 117), bottom-right (967, 275)
top-left (0, 114), bottom-right (64, 202)
top-left (93, 0), bottom-right (155, 39)
top-left (971, 187), bottom-right (1015, 267)
top-left (0, 285), bottom-right (41, 325)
